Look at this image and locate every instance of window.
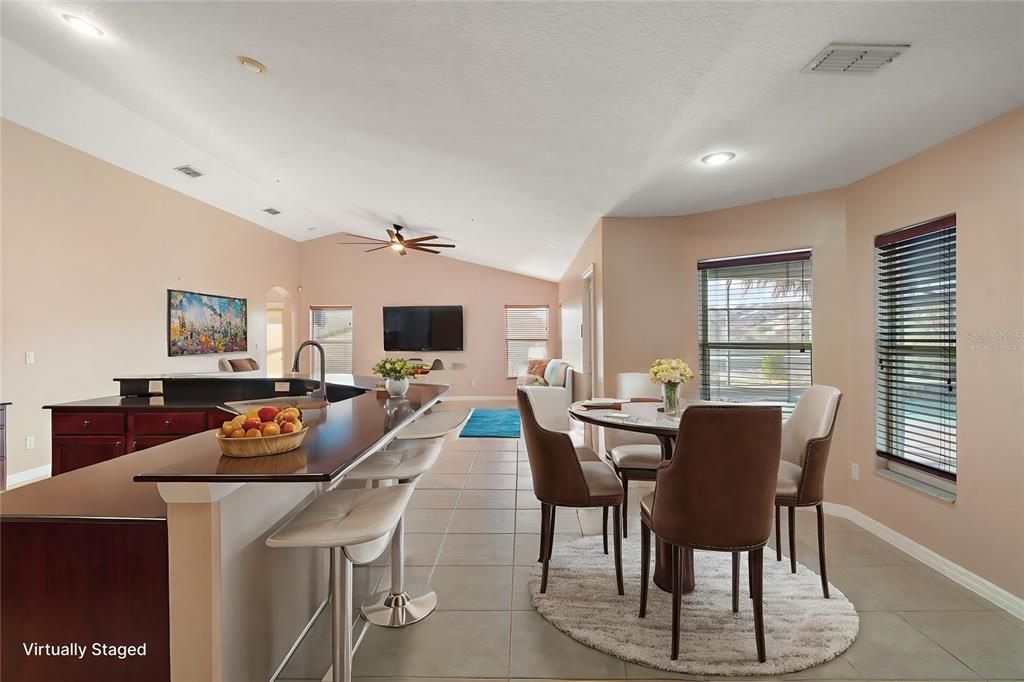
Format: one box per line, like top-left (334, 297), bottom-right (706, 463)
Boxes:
top-left (875, 215), bottom-right (957, 480)
top-left (505, 305), bottom-right (549, 378)
top-left (698, 250), bottom-right (812, 412)
top-left (310, 306), bottom-right (353, 374)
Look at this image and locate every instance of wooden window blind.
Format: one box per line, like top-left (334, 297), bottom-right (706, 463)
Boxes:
top-left (310, 306), bottom-right (353, 374)
top-left (505, 305), bottom-right (549, 378)
top-left (698, 250), bottom-right (812, 412)
top-left (875, 215), bottom-right (957, 480)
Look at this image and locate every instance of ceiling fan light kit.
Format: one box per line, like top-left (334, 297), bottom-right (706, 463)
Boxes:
top-left (337, 224), bottom-right (455, 256)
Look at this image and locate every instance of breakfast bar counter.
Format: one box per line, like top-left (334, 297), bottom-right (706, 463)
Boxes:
top-left (1, 374), bottom-right (449, 682)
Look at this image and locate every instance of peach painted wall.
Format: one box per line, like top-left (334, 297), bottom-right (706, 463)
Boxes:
top-left (600, 192), bottom-right (851, 501)
top-left (297, 234), bottom-right (559, 396)
top-left (564, 108), bottom-right (1023, 596)
top-left (558, 219), bottom-right (604, 399)
top-left (0, 120), bottom-right (301, 477)
top-left (843, 108), bottom-right (1024, 596)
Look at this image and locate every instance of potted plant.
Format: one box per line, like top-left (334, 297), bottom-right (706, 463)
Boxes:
top-left (372, 358), bottom-right (418, 398)
top-left (649, 358), bottom-right (694, 418)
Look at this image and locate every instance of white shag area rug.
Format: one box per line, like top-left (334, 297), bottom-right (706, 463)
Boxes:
top-left (528, 535), bottom-right (859, 676)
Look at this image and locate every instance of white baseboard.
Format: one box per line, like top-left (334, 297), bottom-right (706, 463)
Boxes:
top-left (823, 502), bottom-right (1024, 621)
top-left (6, 463), bottom-right (51, 489)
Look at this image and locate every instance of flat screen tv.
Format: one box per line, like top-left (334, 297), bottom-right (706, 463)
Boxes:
top-left (383, 306), bottom-right (464, 352)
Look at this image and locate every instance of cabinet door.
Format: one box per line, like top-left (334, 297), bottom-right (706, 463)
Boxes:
top-left (53, 437), bottom-right (125, 474)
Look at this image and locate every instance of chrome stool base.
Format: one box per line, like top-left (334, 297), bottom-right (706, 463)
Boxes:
top-left (361, 585), bottom-right (437, 627)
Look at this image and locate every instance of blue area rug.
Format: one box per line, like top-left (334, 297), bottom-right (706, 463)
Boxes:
top-left (459, 408), bottom-right (521, 438)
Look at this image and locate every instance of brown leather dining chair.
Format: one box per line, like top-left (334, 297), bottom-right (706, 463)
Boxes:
top-left (517, 387), bottom-right (625, 596)
top-left (774, 385), bottom-right (842, 598)
top-left (638, 405), bottom-right (781, 662)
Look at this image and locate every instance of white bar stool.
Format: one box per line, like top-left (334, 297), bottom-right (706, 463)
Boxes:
top-left (345, 438), bottom-right (444, 627)
top-left (266, 483), bottom-right (414, 682)
top-left (349, 409), bottom-right (470, 627)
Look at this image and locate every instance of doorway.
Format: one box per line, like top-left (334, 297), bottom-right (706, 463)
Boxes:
top-left (266, 305), bottom-right (284, 375)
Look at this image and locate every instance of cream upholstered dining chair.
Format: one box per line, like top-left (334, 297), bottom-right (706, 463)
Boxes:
top-left (775, 385), bottom-right (842, 598)
top-left (604, 372), bottom-right (662, 537)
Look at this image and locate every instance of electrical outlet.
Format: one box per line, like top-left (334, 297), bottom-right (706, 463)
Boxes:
top-left (25, 435), bottom-right (35, 450)
top-left (851, 462), bottom-right (860, 481)
top-left (25, 351), bottom-right (35, 365)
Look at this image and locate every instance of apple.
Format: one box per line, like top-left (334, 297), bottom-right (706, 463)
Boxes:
top-left (258, 406), bottom-right (280, 422)
top-left (242, 417), bottom-right (261, 432)
top-left (229, 428), bottom-right (246, 439)
top-left (261, 422), bottom-right (281, 437)
top-left (244, 428), bottom-right (262, 438)
top-left (279, 421), bottom-right (297, 434)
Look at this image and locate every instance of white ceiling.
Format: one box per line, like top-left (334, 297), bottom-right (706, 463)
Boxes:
top-left (2, 2), bottom-right (1022, 281)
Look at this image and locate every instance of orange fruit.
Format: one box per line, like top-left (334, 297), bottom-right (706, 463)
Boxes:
top-left (229, 428), bottom-right (246, 439)
top-left (244, 428), bottom-right (262, 438)
top-left (261, 422), bottom-right (281, 436)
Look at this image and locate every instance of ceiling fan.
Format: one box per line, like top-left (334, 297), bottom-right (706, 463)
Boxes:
top-left (337, 224), bottom-right (455, 256)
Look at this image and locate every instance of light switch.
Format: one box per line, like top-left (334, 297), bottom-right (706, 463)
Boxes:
top-left (25, 435), bottom-right (35, 450)
top-left (851, 463), bottom-right (860, 481)
top-left (25, 351), bottom-right (35, 365)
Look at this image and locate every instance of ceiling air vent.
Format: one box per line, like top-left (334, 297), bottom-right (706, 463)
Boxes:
top-left (801, 43), bottom-right (909, 75)
top-left (262, 207), bottom-right (281, 216)
top-left (173, 164), bottom-right (203, 178)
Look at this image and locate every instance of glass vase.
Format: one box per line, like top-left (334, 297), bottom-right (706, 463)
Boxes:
top-left (662, 381), bottom-right (683, 418)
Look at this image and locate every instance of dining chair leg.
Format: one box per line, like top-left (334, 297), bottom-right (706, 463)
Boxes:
top-left (602, 506), bottom-right (609, 555)
top-left (788, 506), bottom-right (797, 574)
top-left (731, 552), bottom-right (740, 613)
top-left (775, 504), bottom-right (782, 561)
top-left (816, 503), bottom-right (830, 598)
top-left (538, 503), bottom-right (550, 563)
top-left (540, 504), bottom-right (554, 593)
top-left (612, 505), bottom-right (625, 595)
top-left (546, 504), bottom-right (557, 561)
top-left (749, 547), bottom-right (766, 663)
top-left (639, 521), bottom-right (650, 618)
top-left (671, 544), bottom-right (681, 661)
top-left (621, 472), bottom-right (629, 538)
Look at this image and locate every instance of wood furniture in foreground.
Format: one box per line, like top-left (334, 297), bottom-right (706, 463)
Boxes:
top-left (638, 405), bottom-right (781, 662)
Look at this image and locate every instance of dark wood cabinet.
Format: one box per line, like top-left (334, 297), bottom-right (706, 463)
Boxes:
top-left (52, 437), bottom-right (126, 475)
top-left (49, 408), bottom-right (235, 475)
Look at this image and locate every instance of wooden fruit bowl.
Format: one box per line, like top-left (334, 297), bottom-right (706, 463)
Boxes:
top-left (217, 426), bottom-right (309, 458)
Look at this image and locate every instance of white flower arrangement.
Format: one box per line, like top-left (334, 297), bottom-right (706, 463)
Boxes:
top-left (648, 358), bottom-right (694, 385)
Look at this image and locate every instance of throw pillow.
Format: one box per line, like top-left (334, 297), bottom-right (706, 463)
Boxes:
top-left (526, 359), bottom-right (549, 377)
top-left (229, 358), bottom-right (256, 371)
top-left (543, 359), bottom-right (569, 387)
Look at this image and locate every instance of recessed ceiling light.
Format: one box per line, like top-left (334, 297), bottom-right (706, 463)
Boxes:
top-left (307, 227), bottom-right (318, 232)
top-left (237, 56), bottom-right (267, 74)
top-left (700, 152), bottom-right (736, 166)
top-left (62, 14), bottom-right (104, 37)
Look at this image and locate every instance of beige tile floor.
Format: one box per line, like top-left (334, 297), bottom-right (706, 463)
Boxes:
top-left (280, 429), bottom-right (1024, 682)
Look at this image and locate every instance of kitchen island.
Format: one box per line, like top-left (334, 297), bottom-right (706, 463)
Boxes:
top-left (1, 374), bottom-right (448, 682)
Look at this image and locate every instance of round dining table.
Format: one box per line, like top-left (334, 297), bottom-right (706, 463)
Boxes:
top-left (568, 399), bottom-right (694, 593)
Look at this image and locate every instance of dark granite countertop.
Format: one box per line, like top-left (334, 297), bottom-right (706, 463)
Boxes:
top-left (0, 376), bottom-right (448, 520)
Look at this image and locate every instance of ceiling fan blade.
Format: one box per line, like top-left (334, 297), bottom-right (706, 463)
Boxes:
top-left (386, 228), bottom-right (397, 242)
top-left (398, 246), bottom-right (407, 256)
top-left (407, 245), bottom-right (440, 254)
top-left (423, 243), bottom-right (455, 248)
top-left (338, 241), bottom-right (388, 245)
top-left (341, 232), bottom-right (389, 243)
top-left (364, 245), bottom-right (391, 252)
top-left (403, 235), bottom-right (439, 244)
